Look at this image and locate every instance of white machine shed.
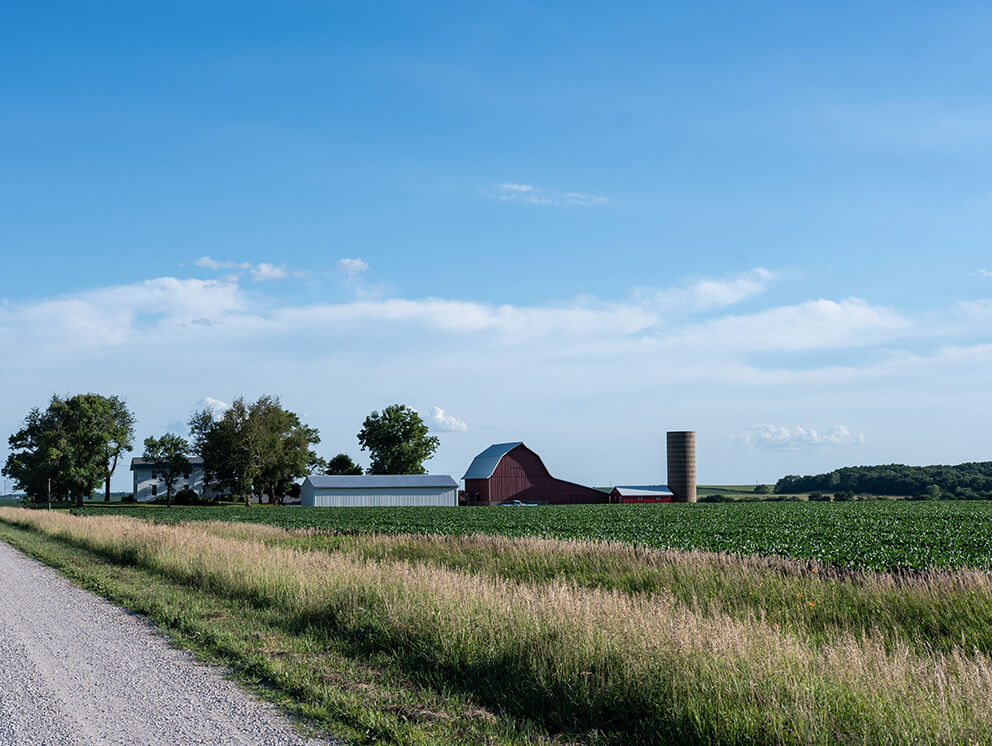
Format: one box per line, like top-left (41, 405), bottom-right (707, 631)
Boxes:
top-left (301, 474), bottom-right (459, 507)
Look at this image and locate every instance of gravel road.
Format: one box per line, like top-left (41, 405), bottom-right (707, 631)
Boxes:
top-left (0, 541), bottom-right (340, 746)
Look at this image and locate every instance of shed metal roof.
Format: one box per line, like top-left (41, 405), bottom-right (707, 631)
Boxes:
top-left (305, 474), bottom-right (458, 490)
top-left (611, 485), bottom-right (673, 497)
top-left (130, 457), bottom-right (204, 470)
top-left (462, 442), bottom-right (524, 480)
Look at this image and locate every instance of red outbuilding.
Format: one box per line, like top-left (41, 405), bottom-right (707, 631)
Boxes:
top-left (609, 485), bottom-right (674, 504)
top-left (462, 442), bottom-right (608, 506)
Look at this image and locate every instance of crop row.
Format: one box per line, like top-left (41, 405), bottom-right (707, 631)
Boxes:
top-left (73, 500), bottom-right (992, 571)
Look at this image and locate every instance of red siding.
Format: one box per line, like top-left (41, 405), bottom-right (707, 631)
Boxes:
top-left (466, 445), bottom-right (607, 505)
top-left (609, 488), bottom-right (673, 504)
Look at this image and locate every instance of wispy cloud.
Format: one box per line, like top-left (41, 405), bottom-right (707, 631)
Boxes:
top-left (195, 256), bottom-right (251, 270)
top-left (250, 263), bottom-right (288, 281)
top-left (977, 269), bottom-right (992, 277)
top-left (193, 397), bottom-right (230, 415)
top-left (489, 183), bottom-right (607, 206)
top-left (195, 257), bottom-right (302, 282)
top-left (337, 258), bottom-right (370, 276)
top-left (742, 425), bottom-right (866, 449)
top-left (637, 268), bottom-right (775, 315)
top-left (431, 406), bottom-right (467, 432)
top-left (0, 269), bottom-right (923, 362)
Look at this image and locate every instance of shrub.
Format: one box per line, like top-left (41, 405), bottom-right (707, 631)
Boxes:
top-left (808, 492), bottom-right (830, 502)
top-left (120, 493), bottom-right (136, 503)
top-left (699, 494), bottom-right (734, 503)
top-left (172, 488), bottom-right (210, 506)
top-left (834, 491), bottom-right (855, 502)
top-left (753, 484), bottom-right (773, 494)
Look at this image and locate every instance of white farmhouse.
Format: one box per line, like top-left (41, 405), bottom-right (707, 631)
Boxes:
top-left (301, 474), bottom-right (459, 507)
top-left (129, 457), bottom-right (218, 502)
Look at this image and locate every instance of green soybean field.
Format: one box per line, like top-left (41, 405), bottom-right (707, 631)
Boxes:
top-left (74, 500), bottom-right (992, 571)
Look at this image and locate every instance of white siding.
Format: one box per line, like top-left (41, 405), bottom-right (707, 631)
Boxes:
top-left (301, 479), bottom-right (315, 507)
top-left (309, 486), bottom-right (457, 507)
top-left (132, 465), bottom-right (214, 502)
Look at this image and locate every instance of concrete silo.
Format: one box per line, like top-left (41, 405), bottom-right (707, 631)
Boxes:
top-left (666, 431), bottom-right (696, 503)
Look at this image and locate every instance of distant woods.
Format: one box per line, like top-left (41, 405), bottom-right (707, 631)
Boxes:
top-left (776, 462), bottom-right (992, 500)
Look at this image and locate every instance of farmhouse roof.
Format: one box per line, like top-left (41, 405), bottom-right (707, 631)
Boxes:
top-left (305, 474), bottom-right (458, 490)
top-left (611, 485), bottom-right (673, 497)
top-left (130, 457), bottom-right (204, 470)
top-left (462, 442), bottom-right (525, 480)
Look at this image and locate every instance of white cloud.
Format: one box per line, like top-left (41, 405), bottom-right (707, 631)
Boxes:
top-left (195, 256), bottom-right (251, 270)
top-left (431, 406), bottom-right (467, 432)
top-left (490, 183), bottom-right (607, 206)
top-left (337, 258), bottom-right (370, 276)
top-left (742, 425), bottom-right (866, 449)
top-left (637, 268), bottom-right (775, 315)
top-left (192, 397), bottom-right (230, 415)
top-left (661, 297), bottom-right (910, 352)
top-left (978, 269), bottom-right (992, 277)
top-left (0, 277), bottom-right (242, 352)
top-left (250, 263), bottom-right (288, 281)
top-left (195, 257), bottom-right (301, 282)
top-left (0, 271), bottom-right (925, 369)
top-left (563, 192), bottom-right (608, 206)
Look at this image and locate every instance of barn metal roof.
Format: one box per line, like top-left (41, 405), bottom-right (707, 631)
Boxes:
top-left (611, 485), bottom-right (673, 497)
top-left (462, 442), bottom-right (524, 480)
top-left (305, 474), bottom-right (458, 490)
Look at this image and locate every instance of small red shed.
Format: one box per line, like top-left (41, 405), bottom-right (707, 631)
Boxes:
top-left (609, 485), bottom-right (674, 504)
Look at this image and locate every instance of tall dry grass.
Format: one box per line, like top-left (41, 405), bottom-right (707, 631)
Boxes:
top-left (3, 507), bottom-right (992, 745)
top-left (201, 523), bottom-right (992, 658)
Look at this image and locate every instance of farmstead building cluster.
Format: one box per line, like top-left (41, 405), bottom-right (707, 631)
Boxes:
top-left (459, 432), bottom-right (696, 506)
top-left (129, 433), bottom-right (696, 507)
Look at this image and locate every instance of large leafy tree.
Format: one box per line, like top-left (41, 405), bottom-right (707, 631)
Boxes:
top-left (142, 434), bottom-right (191, 508)
top-left (357, 404), bottom-right (439, 475)
top-left (189, 395), bottom-right (319, 505)
top-left (95, 395), bottom-right (136, 502)
top-left (324, 453), bottom-right (363, 475)
top-left (251, 397), bottom-right (321, 504)
top-left (2, 394), bottom-right (122, 506)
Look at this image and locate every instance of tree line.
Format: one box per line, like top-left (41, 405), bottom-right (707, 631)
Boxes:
top-left (3, 394), bottom-right (440, 507)
top-left (775, 462), bottom-right (992, 500)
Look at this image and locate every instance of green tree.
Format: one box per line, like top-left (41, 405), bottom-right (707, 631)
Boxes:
top-left (325, 453), bottom-right (363, 475)
top-left (93, 395), bottom-right (136, 502)
top-left (2, 394), bottom-right (121, 506)
top-left (250, 397), bottom-right (321, 504)
top-left (357, 404), bottom-right (439, 475)
top-left (189, 395), bottom-right (319, 505)
top-left (142, 434), bottom-right (191, 508)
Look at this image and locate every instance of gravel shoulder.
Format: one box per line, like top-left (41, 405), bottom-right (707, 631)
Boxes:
top-left (0, 540), bottom-right (339, 746)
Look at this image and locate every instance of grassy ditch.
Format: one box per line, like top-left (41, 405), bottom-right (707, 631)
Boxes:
top-left (3, 508), bottom-right (992, 745)
top-left (0, 518), bottom-right (547, 746)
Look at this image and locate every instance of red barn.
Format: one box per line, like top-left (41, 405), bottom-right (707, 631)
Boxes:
top-left (462, 442), bottom-right (608, 506)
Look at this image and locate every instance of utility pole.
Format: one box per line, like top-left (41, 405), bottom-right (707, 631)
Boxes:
top-left (47, 476), bottom-right (51, 511)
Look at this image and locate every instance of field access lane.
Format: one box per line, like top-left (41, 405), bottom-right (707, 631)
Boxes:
top-left (0, 541), bottom-right (336, 746)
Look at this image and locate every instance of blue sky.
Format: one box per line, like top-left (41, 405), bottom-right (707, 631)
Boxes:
top-left (2, 2), bottom-right (991, 491)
